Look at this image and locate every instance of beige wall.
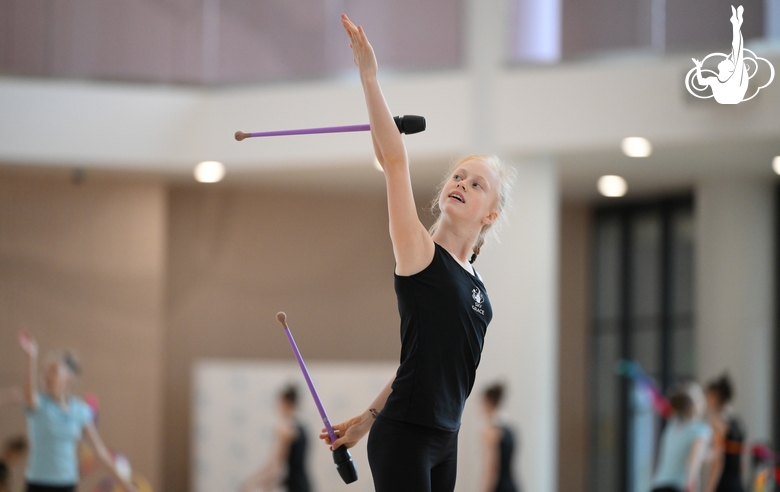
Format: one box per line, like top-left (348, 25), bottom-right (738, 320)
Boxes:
top-left (162, 186), bottom-right (405, 491)
top-left (1, 172), bottom-right (589, 492)
top-left (557, 203), bottom-right (590, 492)
top-left (0, 173), bottom-right (166, 491)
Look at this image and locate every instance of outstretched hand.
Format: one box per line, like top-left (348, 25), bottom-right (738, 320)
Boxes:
top-left (18, 330), bottom-right (38, 359)
top-left (341, 14), bottom-right (378, 78)
top-left (319, 412), bottom-right (373, 450)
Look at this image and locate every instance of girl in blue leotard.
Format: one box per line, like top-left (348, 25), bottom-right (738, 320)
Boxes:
top-left (17, 332), bottom-right (137, 492)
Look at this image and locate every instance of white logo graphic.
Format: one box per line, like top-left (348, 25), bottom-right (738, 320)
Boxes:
top-left (472, 288), bottom-right (485, 315)
top-left (684, 5), bottom-right (774, 104)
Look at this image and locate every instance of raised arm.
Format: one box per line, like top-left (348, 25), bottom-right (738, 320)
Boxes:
top-left (692, 59), bottom-right (712, 87)
top-left (320, 373), bottom-right (395, 450)
top-left (83, 422), bottom-right (139, 492)
top-left (18, 331), bottom-right (39, 411)
top-left (341, 14), bottom-right (434, 276)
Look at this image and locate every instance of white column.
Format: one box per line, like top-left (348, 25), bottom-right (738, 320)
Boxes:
top-left (462, 2), bottom-right (559, 491)
top-left (456, 158), bottom-right (559, 492)
top-left (695, 179), bottom-right (774, 443)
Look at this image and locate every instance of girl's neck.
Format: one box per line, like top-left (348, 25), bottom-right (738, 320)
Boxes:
top-left (47, 390), bottom-right (68, 406)
top-left (432, 225), bottom-right (480, 266)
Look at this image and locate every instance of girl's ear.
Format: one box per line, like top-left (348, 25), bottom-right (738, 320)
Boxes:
top-left (483, 210), bottom-right (498, 225)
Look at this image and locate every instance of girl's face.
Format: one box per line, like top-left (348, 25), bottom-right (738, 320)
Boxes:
top-left (278, 398), bottom-right (294, 416)
top-left (705, 390), bottom-right (720, 411)
top-left (44, 361), bottom-right (71, 396)
top-left (481, 397), bottom-right (496, 416)
top-left (438, 159), bottom-right (501, 229)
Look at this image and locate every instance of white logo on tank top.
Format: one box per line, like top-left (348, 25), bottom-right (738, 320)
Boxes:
top-left (472, 288), bottom-right (485, 315)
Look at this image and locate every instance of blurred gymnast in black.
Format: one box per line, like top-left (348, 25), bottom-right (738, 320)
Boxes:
top-left (241, 386), bottom-right (310, 492)
top-left (703, 374), bottom-right (745, 492)
top-left (480, 383), bottom-right (519, 492)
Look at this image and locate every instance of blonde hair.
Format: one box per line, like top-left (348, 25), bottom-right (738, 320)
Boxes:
top-left (44, 349), bottom-right (81, 376)
top-left (428, 155), bottom-right (516, 263)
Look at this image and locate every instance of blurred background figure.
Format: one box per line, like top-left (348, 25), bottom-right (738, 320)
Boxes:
top-left (650, 383), bottom-right (711, 492)
top-left (480, 382), bottom-right (520, 492)
top-left (17, 331), bottom-right (137, 492)
top-left (241, 385), bottom-right (310, 492)
top-left (0, 436), bottom-right (28, 492)
top-left (704, 374), bottom-right (746, 492)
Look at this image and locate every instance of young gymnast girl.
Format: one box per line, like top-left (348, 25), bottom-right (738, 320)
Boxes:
top-left (480, 383), bottom-right (519, 492)
top-left (319, 14), bottom-right (515, 492)
top-left (17, 331), bottom-right (137, 492)
top-left (241, 385), bottom-right (311, 492)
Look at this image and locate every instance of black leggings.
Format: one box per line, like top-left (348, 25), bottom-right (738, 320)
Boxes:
top-left (367, 416), bottom-right (459, 492)
top-left (26, 484), bottom-right (76, 492)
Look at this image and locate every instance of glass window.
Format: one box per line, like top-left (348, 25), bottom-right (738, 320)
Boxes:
top-left (589, 197), bottom-right (694, 492)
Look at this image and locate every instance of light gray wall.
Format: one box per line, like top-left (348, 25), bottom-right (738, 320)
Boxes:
top-left (695, 178), bottom-right (775, 443)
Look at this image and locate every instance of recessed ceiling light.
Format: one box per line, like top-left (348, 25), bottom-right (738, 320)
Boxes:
top-left (621, 137), bottom-right (652, 158)
top-left (772, 156), bottom-right (780, 175)
top-left (598, 175), bottom-right (628, 197)
top-left (194, 161), bottom-right (225, 183)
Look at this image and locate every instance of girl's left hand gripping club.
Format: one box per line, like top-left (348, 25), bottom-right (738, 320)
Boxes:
top-left (276, 312), bottom-right (358, 484)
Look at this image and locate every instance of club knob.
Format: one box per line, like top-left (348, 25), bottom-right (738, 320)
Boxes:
top-left (393, 115), bottom-right (426, 135)
top-left (332, 446), bottom-right (358, 484)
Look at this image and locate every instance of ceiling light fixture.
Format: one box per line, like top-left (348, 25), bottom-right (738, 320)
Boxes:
top-left (194, 161), bottom-right (225, 183)
top-left (598, 175), bottom-right (628, 197)
top-left (621, 137), bottom-right (652, 158)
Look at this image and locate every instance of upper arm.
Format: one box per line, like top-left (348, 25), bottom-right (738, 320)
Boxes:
top-left (23, 390), bottom-right (39, 413)
top-left (481, 427), bottom-right (500, 485)
top-left (482, 427), bottom-right (500, 461)
top-left (383, 166), bottom-right (435, 276)
top-left (272, 424), bottom-right (295, 463)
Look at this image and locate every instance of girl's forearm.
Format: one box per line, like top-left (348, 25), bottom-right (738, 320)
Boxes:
top-left (23, 354), bottom-right (37, 408)
top-left (366, 374), bottom-right (395, 417)
top-left (361, 75), bottom-right (407, 169)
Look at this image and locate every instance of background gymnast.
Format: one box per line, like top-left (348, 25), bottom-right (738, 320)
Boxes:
top-left (17, 331), bottom-right (137, 492)
top-left (0, 436), bottom-right (28, 492)
top-left (649, 383), bottom-right (711, 492)
top-left (703, 374), bottom-right (745, 492)
top-left (240, 385), bottom-right (310, 492)
top-left (480, 383), bottom-right (520, 492)
top-left (319, 14), bottom-right (516, 492)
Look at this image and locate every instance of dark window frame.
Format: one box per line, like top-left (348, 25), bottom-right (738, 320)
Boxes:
top-left (589, 195), bottom-right (694, 492)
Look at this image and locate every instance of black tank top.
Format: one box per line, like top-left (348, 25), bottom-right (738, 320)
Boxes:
top-left (495, 426), bottom-right (519, 492)
top-left (283, 423), bottom-right (310, 492)
top-left (715, 416), bottom-right (745, 492)
top-left (381, 242), bottom-right (493, 431)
